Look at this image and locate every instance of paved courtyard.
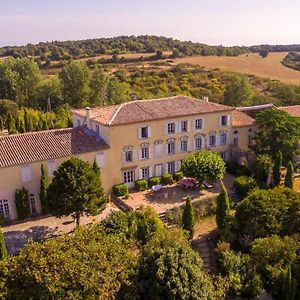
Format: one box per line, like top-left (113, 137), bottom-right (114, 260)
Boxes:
top-left (2, 203), bottom-right (119, 254)
top-left (121, 174), bottom-right (235, 213)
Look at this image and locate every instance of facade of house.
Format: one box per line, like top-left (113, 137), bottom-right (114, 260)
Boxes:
top-left (0, 96), bottom-right (256, 221)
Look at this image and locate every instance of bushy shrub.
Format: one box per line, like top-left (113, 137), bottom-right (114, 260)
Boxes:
top-left (148, 176), bottom-right (161, 187)
top-left (161, 173), bottom-right (173, 185)
top-left (233, 176), bottom-right (258, 198)
top-left (226, 161), bottom-right (251, 177)
top-left (173, 171), bottom-right (184, 181)
top-left (113, 183), bottom-right (128, 197)
top-left (135, 179), bottom-right (148, 192)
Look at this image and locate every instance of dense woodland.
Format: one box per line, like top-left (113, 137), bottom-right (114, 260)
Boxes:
top-left (282, 52), bottom-right (300, 71)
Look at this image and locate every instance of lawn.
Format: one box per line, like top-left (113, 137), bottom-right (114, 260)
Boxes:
top-left (172, 52), bottom-right (300, 85)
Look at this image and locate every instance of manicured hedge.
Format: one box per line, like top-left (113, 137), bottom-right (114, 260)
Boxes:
top-left (135, 179), bottom-right (148, 191)
top-left (113, 183), bottom-right (128, 197)
top-left (173, 171), bottom-right (184, 181)
top-left (161, 174), bottom-right (173, 185)
top-left (233, 176), bottom-right (258, 198)
top-left (148, 176), bottom-right (161, 187)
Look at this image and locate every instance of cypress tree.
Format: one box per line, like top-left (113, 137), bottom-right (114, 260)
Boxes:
top-left (7, 113), bottom-right (16, 134)
top-left (24, 109), bottom-right (33, 132)
top-left (0, 116), bottom-right (3, 132)
top-left (282, 266), bottom-right (297, 300)
top-left (273, 151), bottom-right (282, 186)
top-left (0, 227), bottom-right (7, 260)
top-left (93, 158), bottom-right (100, 177)
top-left (182, 197), bottom-right (195, 240)
top-left (40, 164), bottom-right (49, 214)
top-left (284, 161), bottom-right (294, 189)
top-left (216, 181), bottom-right (230, 230)
top-left (19, 119), bottom-right (26, 133)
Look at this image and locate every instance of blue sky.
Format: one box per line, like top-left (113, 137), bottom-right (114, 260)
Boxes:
top-left (1, 0), bottom-right (300, 46)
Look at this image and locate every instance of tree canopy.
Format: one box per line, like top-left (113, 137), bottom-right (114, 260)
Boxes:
top-left (47, 157), bottom-right (107, 226)
top-left (181, 150), bottom-right (226, 183)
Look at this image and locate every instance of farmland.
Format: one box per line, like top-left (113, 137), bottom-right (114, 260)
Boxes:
top-left (171, 52), bottom-right (300, 85)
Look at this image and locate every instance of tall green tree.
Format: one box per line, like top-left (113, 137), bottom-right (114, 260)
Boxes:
top-left (253, 108), bottom-right (300, 163)
top-left (181, 150), bottom-right (226, 183)
top-left (59, 61), bottom-right (91, 107)
top-left (281, 266), bottom-right (297, 300)
top-left (6, 113), bottom-right (16, 134)
top-left (39, 164), bottom-right (49, 214)
top-left (89, 66), bottom-right (108, 106)
top-left (15, 187), bottom-right (31, 220)
top-left (107, 77), bottom-right (131, 104)
top-left (92, 158), bottom-right (100, 177)
top-left (0, 227), bottom-right (7, 260)
top-left (182, 197), bottom-right (195, 240)
top-left (273, 151), bottom-right (282, 186)
top-left (47, 157), bottom-right (107, 226)
top-left (223, 75), bottom-right (252, 106)
top-left (216, 182), bottom-right (230, 230)
top-left (0, 116), bottom-right (3, 132)
top-left (284, 161), bottom-right (294, 189)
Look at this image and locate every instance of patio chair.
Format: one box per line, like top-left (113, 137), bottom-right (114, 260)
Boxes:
top-left (203, 181), bottom-right (213, 189)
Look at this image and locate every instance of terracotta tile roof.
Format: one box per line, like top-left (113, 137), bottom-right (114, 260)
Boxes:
top-left (0, 128), bottom-right (109, 168)
top-left (232, 110), bottom-right (256, 127)
top-left (278, 105), bottom-right (300, 117)
top-left (73, 96), bottom-right (234, 126)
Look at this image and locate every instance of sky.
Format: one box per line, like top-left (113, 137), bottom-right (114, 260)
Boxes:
top-left (0, 0), bottom-right (300, 47)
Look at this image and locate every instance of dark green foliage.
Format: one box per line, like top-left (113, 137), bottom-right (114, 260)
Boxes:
top-left (0, 228), bottom-right (7, 260)
top-left (39, 164), bottom-right (48, 214)
top-left (253, 154), bottom-right (273, 184)
top-left (148, 176), bottom-right (161, 187)
top-left (0, 116), bottom-right (3, 131)
top-left (259, 49), bottom-right (269, 58)
top-left (173, 171), bottom-right (184, 181)
top-left (224, 74), bottom-right (252, 106)
top-left (92, 158), bottom-right (100, 176)
top-left (217, 249), bottom-right (263, 298)
top-left (216, 182), bottom-right (230, 230)
top-left (182, 197), bottom-right (195, 240)
top-left (135, 179), bottom-right (148, 191)
top-left (279, 266), bottom-right (297, 300)
top-left (226, 161), bottom-right (251, 177)
top-left (161, 173), bottom-right (173, 185)
top-left (235, 187), bottom-right (300, 246)
top-left (139, 229), bottom-right (216, 299)
top-left (282, 51), bottom-right (300, 71)
top-left (181, 150), bottom-right (226, 183)
top-left (273, 151), bottom-right (282, 186)
top-left (102, 206), bottom-right (164, 244)
top-left (113, 183), bottom-right (129, 196)
top-left (15, 187), bottom-right (30, 220)
top-left (253, 108), bottom-right (300, 163)
top-left (0, 225), bottom-right (139, 299)
top-left (233, 176), bottom-right (258, 198)
top-left (284, 161), bottom-right (294, 189)
top-left (47, 157), bottom-right (107, 226)
top-left (7, 113), bottom-right (16, 134)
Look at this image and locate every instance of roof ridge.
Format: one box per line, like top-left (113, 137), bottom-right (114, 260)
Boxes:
top-left (108, 103), bottom-right (124, 125)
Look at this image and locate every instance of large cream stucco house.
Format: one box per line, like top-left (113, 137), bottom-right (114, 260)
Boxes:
top-left (0, 96), bottom-right (257, 221)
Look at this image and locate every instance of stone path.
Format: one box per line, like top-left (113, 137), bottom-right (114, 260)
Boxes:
top-left (2, 203), bottom-right (119, 254)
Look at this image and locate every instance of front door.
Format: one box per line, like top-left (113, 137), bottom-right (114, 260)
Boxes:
top-left (123, 170), bottom-right (135, 188)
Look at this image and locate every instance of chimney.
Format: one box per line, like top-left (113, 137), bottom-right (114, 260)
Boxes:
top-left (130, 94), bottom-right (138, 101)
top-left (85, 107), bottom-right (91, 128)
top-left (202, 96), bottom-right (209, 102)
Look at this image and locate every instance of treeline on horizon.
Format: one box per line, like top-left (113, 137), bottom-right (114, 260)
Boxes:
top-left (2, 35), bottom-right (300, 63)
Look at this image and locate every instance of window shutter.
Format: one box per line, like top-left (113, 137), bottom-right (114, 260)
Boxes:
top-left (177, 161), bottom-right (182, 171)
top-left (187, 120), bottom-right (190, 132)
top-left (177, 122), bottom-right (181, 133)
top-left (96, 152), bottom-right (104, 167)
top-left (202, 136), bottom-right (205, 149)
top-left (164, 124), bottom-right (168, 135)
top-left (164, 163), bottom-right (168, 174)
top-left (149, 167), bottom-right (153, 178)
top-left (122, 152), bottom-right (126, 163)
top-left (148, 146), bottom-right (152, 159)
top-left (132, 150), bottom-right (137, 162)
top-left (191, 120), bottom-right (195, 131)
top-left (192, 138), bottom-right (196, 151)
top-left (216, 134), bottom-right (220, 147)
top-left (139, 149), bottom-right (142, 161)
top-left (139, 169), bottom-right (143, 179)
top-left (147, 126), bottom-right (151, 138)
top-left (207, 136), bottom-right (210, 148)
top-left (219, 116), bottom-right (222, 127)
top-left (202, 119), bottom-right (205, 129)
top-left (165, 143), bottom-right (169, 155)
top-left (227, 115), bottom-right (231, 126)
top-left (138, 128), bottom-right (142, 139)
top-left (178, 140), bottom-right (182, 152)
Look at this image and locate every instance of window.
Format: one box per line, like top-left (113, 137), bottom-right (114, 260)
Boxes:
top-left (141, 144), bottom-right (149, 160)
top-left (29, 194), bottom-right (37, 214)
top-left (76, 119), bottom-right (81, 127)
top-left (195, 135), bottom-right (202, 150)
top-left (221, 115), bottom-right (228, 126)
top-left (220, 152), bottom-right (227, 161)
top-left (167, 162), bottom-right (175, 174)
top-left (155, 164), bottom-right (162, 177)
top-left (21, 165), bottom-right (33, 183)
top-left (195, 119), bottom-right (203, 130)
top-left (0, 199), bottom-right (10, 220)
top-left (209, 133), bottom-right (216, 148)
top-left (46, 160), bottom-right (56, 177)
top-left (154, 140), bottom-right (163, 159)
top-left (123, 170), bottom-right (135, 184)
top-left (167, 123), bottom-right (176, 134)
top-left (180, 138), bottom-right (188, 152)
top-left (95, 124), bottom-right (100, 134)
top-left (141, 167), bottom-right (150, 179)
top-left (248, 135), bottom-right (253, 146)
top-left (220, 132), bottom-right (227, 145)
top-left (125, 150), bottom-right (133, 162)
top-left (123, 146), bottom-right (135, 163)
top-left (96, 152), bottom-right (105, 168)
top-left (167, 140), bottom-right (175, 155)
top-left (139, 126), bottom-right (150, 139)
top-left (181, 121), bottom-right (188, 132)
top-left (233, 137), bottom-right (239, 147)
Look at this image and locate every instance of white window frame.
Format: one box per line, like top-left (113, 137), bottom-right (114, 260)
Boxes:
top-left (125, 150), bottom-right (133, 162)
top-left (220, 132), bottom-right (227, 145)
top-left (0, 199), bottom-right (10, 220)
top-left (195, 118), bottom-right (203, 130)
top-left (180, 138), bottom-right (188, 152)
top-left (167, 122), bottom-right (176, 134)
top-left (141, 167), bottom-right (150, 180)
top-left (195, 135), bottom-right (202, 150)
top-left (181, 121), bottom-right (188, 132)
top-left (167, 162), bottom-right (175, 174)
top-left (139, 126), bottom-right (151, 139)
top-left (96, 152), bottom-right (105, 168)
top-left (167, 140), bottom-right (175, 155)
top-left (21, 165), bottom-right (33, 183)
top-left (123, 170), bottom-right (135, 184)
top-left (141, 144), bottom-right (149, 160)
top-left (209, 133), bottom-right (216, 148)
